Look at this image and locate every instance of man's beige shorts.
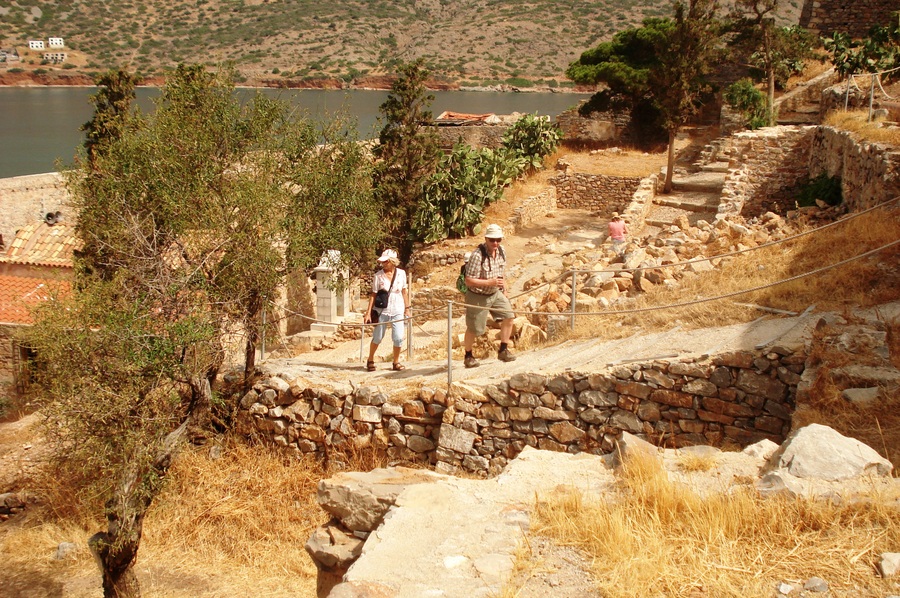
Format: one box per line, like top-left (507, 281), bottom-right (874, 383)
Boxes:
top-left (465, 290), bottom-right (514, 336)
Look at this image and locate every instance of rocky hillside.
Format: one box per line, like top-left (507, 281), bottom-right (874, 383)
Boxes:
top-left (0, 0), bottom-right (802, 88)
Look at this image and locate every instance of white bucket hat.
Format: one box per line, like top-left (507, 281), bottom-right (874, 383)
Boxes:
top-left (484, 223), bottom-right (504, 239)
top-left (377, 248), bottom-right (398, 262)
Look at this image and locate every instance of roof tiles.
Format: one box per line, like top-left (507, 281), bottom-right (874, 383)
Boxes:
top-left (2, 221), bottom-right (79, 267)
top-left (0, 273), bottom-right (70, 325)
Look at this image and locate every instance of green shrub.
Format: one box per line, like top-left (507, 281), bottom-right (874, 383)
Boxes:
top-left (413, 144), bottom-right (526, 243)
top-left (724, 79), bottom-right (768, 130)
top-left (796, 173), bottom-right (842, 207)
top-left (501, 113), bottom-right (561, 171)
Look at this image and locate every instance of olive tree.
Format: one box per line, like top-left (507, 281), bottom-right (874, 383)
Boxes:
top-left (27, 64), bottom-right (382, 598)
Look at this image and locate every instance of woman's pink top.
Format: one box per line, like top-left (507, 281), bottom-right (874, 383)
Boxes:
top-left (608, 220), bottom-right (627, 241)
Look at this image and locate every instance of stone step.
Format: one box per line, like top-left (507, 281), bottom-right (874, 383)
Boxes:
top-left (671, 170), bottom-right (725, 193)
top-left (645, 204), bottom-right (716, 228)
top-left (700, 161), bottom-right (729, 173)
top-left (654, 190), bottom-right (720, 213)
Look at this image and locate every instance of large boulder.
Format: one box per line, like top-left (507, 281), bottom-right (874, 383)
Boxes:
top-left (763, 423), bottom-right (893, 481)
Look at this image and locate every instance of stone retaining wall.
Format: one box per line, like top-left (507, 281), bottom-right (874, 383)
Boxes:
top-left (238, 348), bottom-right (804, 475)
top-left (550, 172), bottom-right (643, 211)
top-left (719, 125), bottom-right (900, 219)
top-left (556, 105), bottom-right (623, 145)
top-left (433, 124), bottom-right (509, 151)
top-left (719, 126), bottom-right (817, 218)
top-left (800, 0), bottom-right (896, 38)
top-left (0, 173), bottom-right (70, 248)
top-left (808, 126), bottom-right (900, 211)
top-left (774, 68), bottom-right (838, 115)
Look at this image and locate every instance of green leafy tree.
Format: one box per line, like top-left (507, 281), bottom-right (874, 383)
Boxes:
top-left (373, 59), bottom-right (442, 261)
top-left (724, 78), bottom-right (769, 129)
top-left (730, 1), bottom-right (817, 125)
top-left (29, 64), bottom-right (382, 598)
top-left (651, 0), bottom-right (722, 193)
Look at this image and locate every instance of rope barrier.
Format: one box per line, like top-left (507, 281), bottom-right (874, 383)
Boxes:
top-left (268, 238), bottom-right (897, 324)
top-left (261, 198), bottom-right (899, 329)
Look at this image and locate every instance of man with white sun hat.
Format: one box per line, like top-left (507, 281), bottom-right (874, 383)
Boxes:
top-left (462, 223), bottom-right (516, 368)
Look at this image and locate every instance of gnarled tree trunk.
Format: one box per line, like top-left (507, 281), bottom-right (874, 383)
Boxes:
top-left (88, 420), bottom-right (190, 598)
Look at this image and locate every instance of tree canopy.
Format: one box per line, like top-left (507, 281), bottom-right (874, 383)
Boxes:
top-left (27, 64), bottom-right (383, 597)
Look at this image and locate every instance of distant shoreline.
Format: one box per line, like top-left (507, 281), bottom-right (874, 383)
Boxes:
top-left (0, 70), bottom-right (593, 94)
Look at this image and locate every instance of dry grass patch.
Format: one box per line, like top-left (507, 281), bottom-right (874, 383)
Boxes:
top-left (558, 147), bottom-right (670, 177)
top-left (824, 110), bottom-right (900, 145)
top-left (534, 453), bottom-right (900, 598)
top-left (676, 451), bottom-right (719, 473)
top-left (2, 440), bottom-right (332, 597)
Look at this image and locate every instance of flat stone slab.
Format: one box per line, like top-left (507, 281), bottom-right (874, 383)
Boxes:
top-left (333, 448), bottom-right (616, 597)
top-left (655, 190), bottom-right (720, 213)
top-left (671, 171), bottom-right (725, 193)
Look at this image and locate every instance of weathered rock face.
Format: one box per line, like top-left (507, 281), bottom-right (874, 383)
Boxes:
top-left (763, 423), bottom-right (893, 481)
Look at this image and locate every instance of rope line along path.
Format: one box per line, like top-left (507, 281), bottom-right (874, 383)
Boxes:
top-left (259, 192), bottom-right (898, 386)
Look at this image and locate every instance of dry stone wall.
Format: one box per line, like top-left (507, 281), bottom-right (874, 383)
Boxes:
top-left (238, 347), bottom-right (805, 475)
top-left (0, 173), bottom-right (70, 248)
top-left (808, 126), bottom-right (900, 211)
top-left (719, 125), bottom-right (900, 218)
top-left (433, 124), bottom-right (508, 151)
top-left (719, 126), bottom-right (817, 218)
top-left (550, 172), bottom-right (643, 211)
top-left (556, 105), bottom-right (624, 145)
top-left (800, 0), bottom-right (897, 38)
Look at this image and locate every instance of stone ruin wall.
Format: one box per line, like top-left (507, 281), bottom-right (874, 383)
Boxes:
top-left (555, 105), bottom-right (625, 146)
top-left (238, 348), bottom-right (805, 476)
top-left (775, 68), bottom-right (840, 115)
top-left (0, 173), bottom-right (70, 249)
top-left (0, 325), bottom-right (21, 400)
top-left (550, 172), bottom-right (643, 211)
top-left (799, 0), bottom-right (897, 38)
top-left (433, 125), bottom-right (509, 151)
top-left (719, 125), bottom-right (900, 219)
top-left (808, 126), bottom-right (900, 211)
top-left (719, 126), bottom-right (816, 218)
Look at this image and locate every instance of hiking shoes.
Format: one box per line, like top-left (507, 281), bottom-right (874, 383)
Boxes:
top-left (464, 356), bottom-right (480, 368)
top-left (498, 348), bottom-right (517, 362)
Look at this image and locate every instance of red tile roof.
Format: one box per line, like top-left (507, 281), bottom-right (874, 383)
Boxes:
top-left (0, 274), bottom-right (70, 325)
top-left (2, 222), bottom-right (78, 267)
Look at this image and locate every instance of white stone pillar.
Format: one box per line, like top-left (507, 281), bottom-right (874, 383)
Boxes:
top-left (311, 250), bottom-right (348, 333)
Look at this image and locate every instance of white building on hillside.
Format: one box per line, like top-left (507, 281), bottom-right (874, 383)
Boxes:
top-left (28, 40), bottom-right (45, 50)
top-left (48, 37), bottom-right (64, 48)
top-left (43, 52), bottom-right (67, 64)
